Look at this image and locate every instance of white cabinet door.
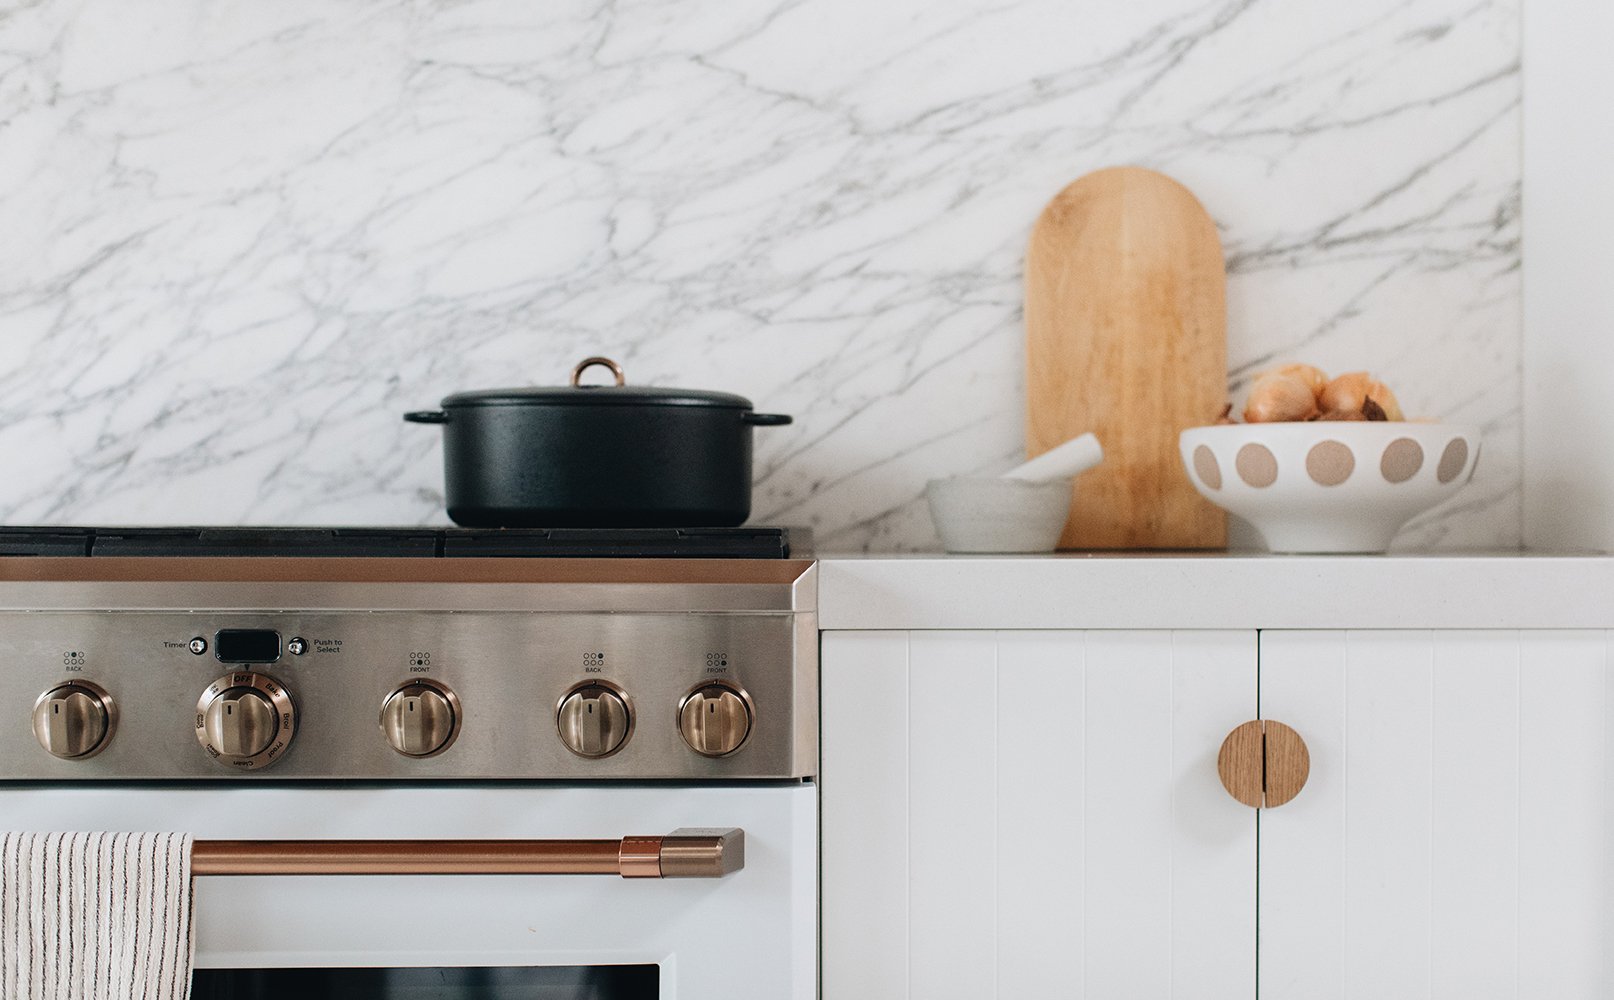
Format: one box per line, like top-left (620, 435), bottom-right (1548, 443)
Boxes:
top-left (821, 630), bottom-right (1257, 1000)
top-left (1259, 630), bottom-right (1611, 1000)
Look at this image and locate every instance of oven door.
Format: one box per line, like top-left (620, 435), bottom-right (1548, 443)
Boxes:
top-left (0, 783), bottom-right (815, 999)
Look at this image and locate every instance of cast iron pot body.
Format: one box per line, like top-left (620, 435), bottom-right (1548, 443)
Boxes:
top-left (405, 361), bottom-right (791, 528)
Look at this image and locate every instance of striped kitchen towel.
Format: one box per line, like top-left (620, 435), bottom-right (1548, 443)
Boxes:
top-left (1, 832), bottom-right (195, 1000)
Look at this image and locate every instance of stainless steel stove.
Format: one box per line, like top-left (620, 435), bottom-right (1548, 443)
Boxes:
top-left (0, 527), bottom-right (818, 998)
top-left (0, 526), bottom-right (813, 781)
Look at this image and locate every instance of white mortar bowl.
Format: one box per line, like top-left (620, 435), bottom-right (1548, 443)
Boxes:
top-left (926, 477), bottom-right (1073, 553)
top-left (1179, 423), bottom-right (1481, 553)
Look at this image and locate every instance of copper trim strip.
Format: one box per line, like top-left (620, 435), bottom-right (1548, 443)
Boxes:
top-left (189, 829), bottom-right (743, 878)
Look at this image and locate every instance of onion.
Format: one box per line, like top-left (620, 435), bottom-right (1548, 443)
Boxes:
top-left (1243, 373), bottom-right (1321, 423)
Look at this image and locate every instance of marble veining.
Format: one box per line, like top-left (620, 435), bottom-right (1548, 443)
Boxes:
top-left (0, 0), bottom-right (1520, 550)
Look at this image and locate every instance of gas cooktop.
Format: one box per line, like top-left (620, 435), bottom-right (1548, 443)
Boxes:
top-left (0, 526), bottom-right (798, 559)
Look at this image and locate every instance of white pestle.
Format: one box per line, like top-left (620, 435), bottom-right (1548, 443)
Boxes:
top-left (1001, 432), bottom-right (1104, 483)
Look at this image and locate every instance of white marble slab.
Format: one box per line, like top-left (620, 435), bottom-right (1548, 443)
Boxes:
top-left (0, 0), bottom-right (1520, 550)
top-left (818, 552), bottom-right (1613, 631)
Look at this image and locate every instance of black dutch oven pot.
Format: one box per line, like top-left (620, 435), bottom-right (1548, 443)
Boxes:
top-left (404, 356), bottom-right (792, 528)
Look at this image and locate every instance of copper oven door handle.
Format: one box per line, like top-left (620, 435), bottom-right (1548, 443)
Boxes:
top-left (190, 827), bottom-right (743, 878)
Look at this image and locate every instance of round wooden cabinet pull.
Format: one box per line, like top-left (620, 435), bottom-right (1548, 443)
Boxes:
top-left (1217, 719), bottom-right (1310, 809)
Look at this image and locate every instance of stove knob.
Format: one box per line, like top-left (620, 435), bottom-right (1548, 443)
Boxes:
top-left (556, 683), bottom-right (631, 758)
top-left (380, 680), bottom-right (460, 757)
top-left (196, 673), bottom-right (296, 769)
top-left (32, 682), bottom-right (115, 759)
top-left (678, 682), bottom-right (753, 757)
top-left (203, 690), bottom-right (275, 757)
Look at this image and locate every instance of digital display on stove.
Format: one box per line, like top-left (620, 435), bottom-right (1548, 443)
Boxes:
top-left (214, 629), bottom-right (281, 663)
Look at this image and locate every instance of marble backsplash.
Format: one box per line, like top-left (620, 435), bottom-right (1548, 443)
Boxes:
top-left (0, 0), bottom-right (1520, 551)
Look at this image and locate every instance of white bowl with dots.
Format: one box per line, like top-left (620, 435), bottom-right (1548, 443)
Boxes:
top-left (1179, 423), bottom-right (1480, 553)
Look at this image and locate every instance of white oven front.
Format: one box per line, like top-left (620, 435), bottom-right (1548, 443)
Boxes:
top-left (0, 782), bottom-right (816, 999)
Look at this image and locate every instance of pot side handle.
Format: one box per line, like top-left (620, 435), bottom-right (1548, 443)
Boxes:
top-left (742, 412), bottom-right (793, 427)
top-left (404, 410), bottom-right (451, 424)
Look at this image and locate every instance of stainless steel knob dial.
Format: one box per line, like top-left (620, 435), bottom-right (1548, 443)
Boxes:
top-left (196, 672), bottom-right (296, 770)
top-left (556, 682), bottom-right (632, 758)
top-left (32, 682), bottom-right (115, 759)
top-left (380, 680), bottom-right (460, 757)
top-left (678, 682), bottom-right (753, 757)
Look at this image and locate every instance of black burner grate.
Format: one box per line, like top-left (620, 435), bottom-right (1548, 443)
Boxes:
top-left (0, 526), bottom-right (796, 559)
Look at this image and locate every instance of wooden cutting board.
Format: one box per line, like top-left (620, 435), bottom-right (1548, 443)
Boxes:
top-left (1026, 165), bottom-right (1228, 549)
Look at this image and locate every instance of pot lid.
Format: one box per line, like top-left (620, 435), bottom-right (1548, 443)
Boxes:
top-left (440, 357), bottom-right (755, 410)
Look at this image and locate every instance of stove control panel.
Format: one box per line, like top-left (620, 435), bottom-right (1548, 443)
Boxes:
top-left (0, 610), bottom-right (814, 780)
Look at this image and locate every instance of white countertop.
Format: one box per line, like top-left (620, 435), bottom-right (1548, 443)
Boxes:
top-left (815, 551), bottom-right (1614, 630)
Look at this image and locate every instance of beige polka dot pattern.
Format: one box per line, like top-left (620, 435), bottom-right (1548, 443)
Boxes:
top-left (1193, 445), bottom-right (1222, 490)
top-left (1380, 438), bottom-right (1423, 483)
top-left (1236, 443), bottom-right (1278, 488)
top-left (1305, 440), bottom-right (1354, 486)
top-left (1437, 438), bottom-right (1469, 484)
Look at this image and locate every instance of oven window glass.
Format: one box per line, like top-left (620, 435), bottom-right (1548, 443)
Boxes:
top-left (191, 965), bottom-right (658, 999)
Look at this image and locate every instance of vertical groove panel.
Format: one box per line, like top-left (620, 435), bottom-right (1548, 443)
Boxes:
top-left (1084, 632), bottom-right (1175, 997)
top-left (1257, 630), bottom-right (1347, 1000)
top-left (994, 631), bottom-right (1086, 999)
top-left (908, 631), bottom-right (997, 999)
top-left (1430, 632), bottom-right (1520, 1000)
top-left (821, 632), bottom-right (910, 999)
top-left (1518, 631), bottom-right (1607, 997)
top-left (1606, 631), bottom-right (1613, 994)
top-left (1341, 631), bottom-right (1433, 1000)
top-left (1262, 629), bottom-right (1614, 1000)
top-left (828, 629), bottom-right (1256, 999)
top-left (1169, 631), bottom-right (1258, 999)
